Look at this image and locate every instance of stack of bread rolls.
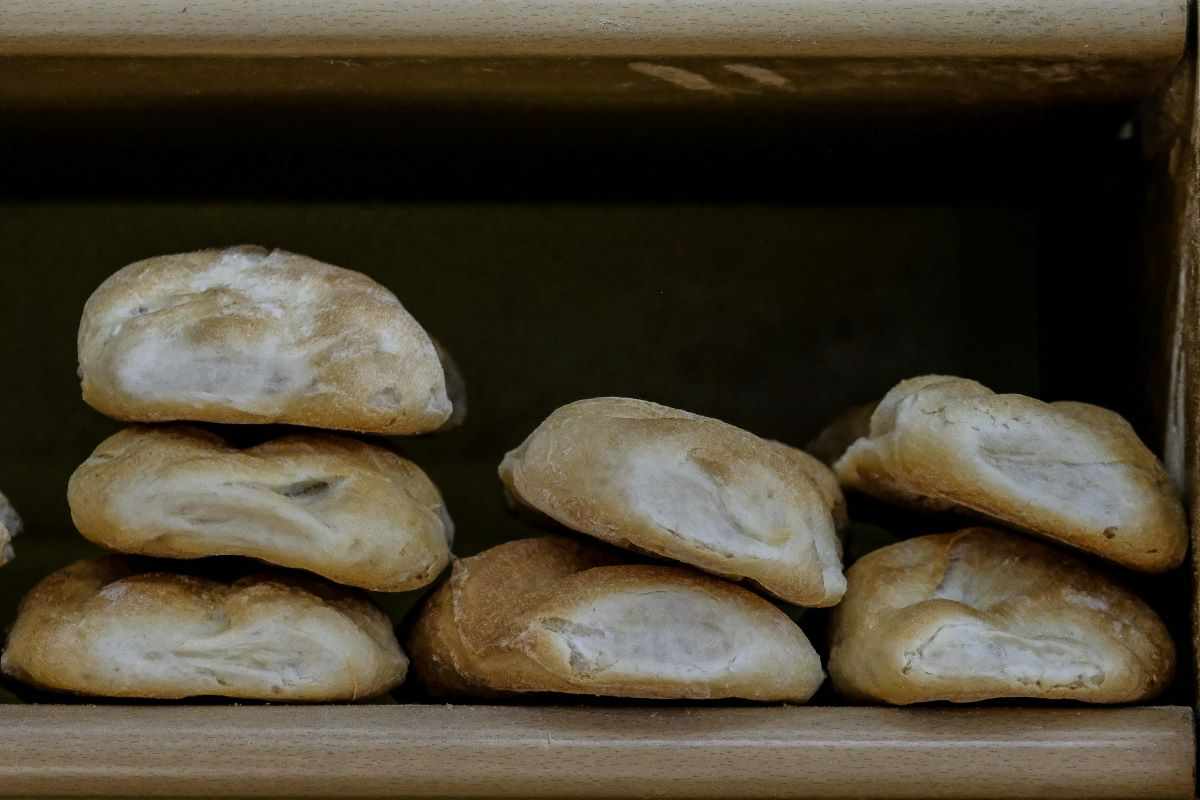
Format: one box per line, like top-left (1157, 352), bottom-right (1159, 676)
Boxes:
top-left (820, 375), bottom-right (1184, 704)
top-left (1, 246), bottom-right (459, 701)
top-left (407, 397), bottom-right (846, 702)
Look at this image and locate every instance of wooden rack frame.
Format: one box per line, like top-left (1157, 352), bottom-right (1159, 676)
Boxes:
top-left (0, 1), bottom-right (1197, 797)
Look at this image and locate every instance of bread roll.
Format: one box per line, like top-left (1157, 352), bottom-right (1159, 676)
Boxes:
top-left (499, 398), bottom-right (847, 607)
top-left (78, 246), bottom-right (457, 434)
top-left (408, 536), bottom-right (825, 701)
top-left (68, 426), bottom-right (453, 591)
top-left (0, 490), bottom-right (19, 566)
top-left (831, 375), bottom-right (1186, 572)
top-left (1, 556), bottom-right (407, 700)
top-left (829, 528), bottom-right (1175, 705)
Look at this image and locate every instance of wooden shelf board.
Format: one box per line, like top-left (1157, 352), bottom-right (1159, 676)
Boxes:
top-left (0, 1), bottom-right (1187, 107)
top-left (0, 0), bottom-right (1185, 59)
top-left (0, 704), bottom-right (1192, 798)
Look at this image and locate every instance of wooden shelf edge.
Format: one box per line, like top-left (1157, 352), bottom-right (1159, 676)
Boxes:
top-left (0, 0), bottom-right (1186, 60)
top-left (0, 1), bottom-right (1187, 108)
top-left (0, 705), bottom-right (1191, 798)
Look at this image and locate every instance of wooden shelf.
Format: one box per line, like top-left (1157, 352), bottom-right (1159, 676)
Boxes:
top-left (0, 0), bottom-right (1186, 108)
top-left (0, 705), bottom-right (1192, 798)
top-left (0, 0), bottom-right (1183, 59)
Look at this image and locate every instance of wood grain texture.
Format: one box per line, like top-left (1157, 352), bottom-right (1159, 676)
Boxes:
top-left (0, 705), bottom-right (1191, 798)
top-left (0, 0), bottom-right (1186, 59)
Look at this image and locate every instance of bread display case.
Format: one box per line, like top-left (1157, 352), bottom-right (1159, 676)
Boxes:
top-left (0, 1), bottom-right (1197, 797)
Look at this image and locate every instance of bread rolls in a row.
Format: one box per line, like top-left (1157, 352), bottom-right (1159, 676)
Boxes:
top-left (0, 246), bottom-right (1184, 707)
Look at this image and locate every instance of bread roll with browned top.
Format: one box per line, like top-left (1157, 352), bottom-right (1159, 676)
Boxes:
top-left (78, 246), bottom-right (458, 434)
top-left (831, 376), bottom-right (1186, 572)
top-left (68, 426), bottom-right (453, 591)
top-left (1, 556), bottom-right (408, 701)
top-left (829, 528), bottom-right (1175, 705)
top-left (408, 536), bottom-right (825, 702)
top-left (0, 490), bottom-right (19, 566)
top-left (499, 398), bottom-right (847, 607)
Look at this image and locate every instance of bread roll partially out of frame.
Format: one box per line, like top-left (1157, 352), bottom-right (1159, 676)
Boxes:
top-left (78, 246), bottom-right (458, 434)
top-left (0, 490), bottom-right (20, 566)
top-left (1, 556), bottom-right (407, 701)
top-left (68, 426), bottom-right (453, 592)
top-left (829, 528), bottom-right (1175, 705)
top-left (831, 376), bottom-right (1186, 572)
top-left (407, 536), bottom-right (825, 702)
top-left (499, 398), bottom-right (847, 607)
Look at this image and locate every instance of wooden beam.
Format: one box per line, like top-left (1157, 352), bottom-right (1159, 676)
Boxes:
top-left (0, 0), bottom-right (1186, 59)
top-left (0, 1), bottom-right (1186, 107)
top-left (0, 705), bottom-right (1192, 798)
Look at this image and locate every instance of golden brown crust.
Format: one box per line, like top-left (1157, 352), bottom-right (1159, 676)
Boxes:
top-left (828, 528), bottom-right (1176, 705)
top-left (1, 556), bottom-right (408, 701)
top-left (833, 376), bottom-right (1187, 572)
top-left (499, 398), bottom-right (847, 607)
top-left (407, 536), bottom-right (825, 702)
top-left (68, 426), bottom-right (453, 591)
top-left (77, 246), bottom-right (456, 434)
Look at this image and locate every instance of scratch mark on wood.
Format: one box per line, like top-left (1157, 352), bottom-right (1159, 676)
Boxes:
top-left (628, 62), bottom-right (723, 93)
top-left (723, 63), bottom-right (796, 91)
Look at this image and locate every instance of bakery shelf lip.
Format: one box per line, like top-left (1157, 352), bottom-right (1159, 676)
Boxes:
top-left (0, 705), bottom-right (1191, 798)
top-left (0, 0), bottom-right (1186, 59)
top-left (0, 1), bottom-right (1186, 109)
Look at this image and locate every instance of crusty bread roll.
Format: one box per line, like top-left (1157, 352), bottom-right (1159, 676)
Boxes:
top-left (78, 246), bottom-right (457, 434)
top-left (829, 528), bottom-right (1175, 705)
top-left (1, 556), bottom-right (407, 700)
top-left (831, 376), bottom-right (1186, 572)
top-left (499, 398), bottom-right (847, 607)
top-left (408, 536), bottom-right (825, 701)
top-left (0, 490), bottom-right (19, 566)
top-left (68, 426), bottom-right (453, 592)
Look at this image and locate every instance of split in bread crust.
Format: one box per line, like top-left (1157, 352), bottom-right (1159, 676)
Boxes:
top-left (828, 527), bottom-right (1175, 704)
top-left (0, 490), bottom-right (19, 566)
top-left (68, 426), bottom-right (453, 592)
top-left (407, 536), bottom-right (826, 702)
top-left (500, 398), bottom-right (847, 607)
top-left (77, 246), bottom-right (458, 434)
top-left (1, 556), bottom-right (408, 701)
top-left (831, 375), bottom-right (1187, 572)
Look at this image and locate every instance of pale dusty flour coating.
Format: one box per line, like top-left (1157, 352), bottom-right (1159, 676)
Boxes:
top-left (832, 375), bottom-right (1186, 572)
top-left (77, 246), bottom-right (456, 434)
top-left (1, 556), bottom-right (408, 700)
top-left (407, 536), bottom-right (825, 701)
top-left (68, 426), bottom-right (453, 591)
top-left (828, 528), bottom-right (1175, 704)
top-left (0, 490), bottom-right (19, 566)
top-left (499, 398), bottom-right (847, 607)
